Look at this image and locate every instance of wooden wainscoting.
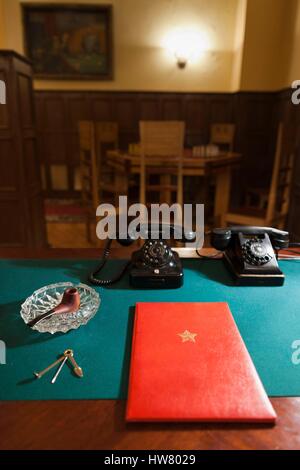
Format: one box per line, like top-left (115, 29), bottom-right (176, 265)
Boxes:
top-left (34, 88), bottom-right (300, 239)
top-left (277, 89), bottom-right (300, 241)
top-left (35, 90), bottom-right (276, 198)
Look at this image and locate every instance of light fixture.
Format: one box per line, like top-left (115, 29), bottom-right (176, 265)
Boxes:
top-left (164, 29), bottom-right (209, 69)
top-left (176, 54), bottom-right (188, 69)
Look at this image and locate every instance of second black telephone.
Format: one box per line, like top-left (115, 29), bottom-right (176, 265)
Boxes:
top-left (211, 226), bottom-right (289, 286)
top-left (89, 224), bottom-right (196, 289)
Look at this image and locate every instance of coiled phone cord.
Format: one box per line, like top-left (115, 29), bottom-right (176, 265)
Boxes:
top-left (89, 238), bottom-right (132, 286)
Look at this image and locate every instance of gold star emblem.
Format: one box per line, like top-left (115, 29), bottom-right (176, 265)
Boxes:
top-left (178, 330), bottom-right (197, 343)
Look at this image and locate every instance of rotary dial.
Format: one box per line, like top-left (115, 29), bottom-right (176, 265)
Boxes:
top-left (242, 238), bottom-right (273, 266)
top-left (143, 240), bottom-right (171, 267)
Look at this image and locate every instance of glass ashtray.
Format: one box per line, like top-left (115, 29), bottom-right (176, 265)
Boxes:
top-left (21, 282), bottom-right (101, 334)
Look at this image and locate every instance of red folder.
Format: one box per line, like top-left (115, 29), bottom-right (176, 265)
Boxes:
top-left (126, 302), bottom-right (276, 423)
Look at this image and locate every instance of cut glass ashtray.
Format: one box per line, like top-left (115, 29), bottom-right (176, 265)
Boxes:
top-left (21, 282), bottom-right (100, 334)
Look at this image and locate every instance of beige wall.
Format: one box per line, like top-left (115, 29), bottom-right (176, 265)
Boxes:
top-left (1, 0), bottom-right (300, 92)
top-left (287, 0), bottom-right (300, 84)
top-left (239, 0), bottom-right (299, 91)
top-left (0, 0), bottom-right (240, 92)
top-left (0, 0), bottom-right (5, 47)
top-left (231, 0), bottom-right (247, 91)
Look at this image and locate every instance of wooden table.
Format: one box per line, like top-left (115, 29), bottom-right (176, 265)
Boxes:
top-left (107, 150), bottom-right (241, 226)
top-left (1, 247), bottom-right (300, 451)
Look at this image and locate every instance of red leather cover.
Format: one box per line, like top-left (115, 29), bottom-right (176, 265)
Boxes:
top-left (126, 302), bottom-right (276, 423)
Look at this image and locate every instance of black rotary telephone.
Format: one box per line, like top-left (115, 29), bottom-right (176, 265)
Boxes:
top-left (211, 226), bottom-right (289, 286)
top-left (89, 224), bottom-right (196, 289)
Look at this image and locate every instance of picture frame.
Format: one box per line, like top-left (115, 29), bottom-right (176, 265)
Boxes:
top-left (22, 3), bottom-right (113, 80)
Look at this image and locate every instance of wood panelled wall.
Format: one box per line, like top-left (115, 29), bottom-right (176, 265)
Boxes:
top-left (35, 91), bottom-right (277, 193)
top-left (277, 89), bottom-right (300, 241)
top-left (35, 89), bottom-right (300, 238)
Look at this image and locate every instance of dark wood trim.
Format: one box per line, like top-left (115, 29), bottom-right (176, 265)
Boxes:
top-left (0, 49), bottom-right (32, 65)
top-left (33, 88), bottom-right (287, 95)
top-left (0, 247), bottom-right (212, 259)
top-left (1, 398), bottom-right (300, 450)
top-left (0, 51), bottom-right (47, 248)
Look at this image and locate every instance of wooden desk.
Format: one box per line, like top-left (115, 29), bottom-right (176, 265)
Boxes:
top-left (107, 150), bottom-right (241, 226)
top-left (0, 248), bottom-right (299, 451)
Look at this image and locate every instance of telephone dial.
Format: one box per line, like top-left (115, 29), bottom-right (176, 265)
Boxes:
top-left (89, 224), bottom-right (196, 289)
top-left (211, 226), bottom-right (289, 286)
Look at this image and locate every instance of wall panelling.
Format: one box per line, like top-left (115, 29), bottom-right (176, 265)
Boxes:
top-left (34, 88), bottom-right (300, 238)
top-left (36, 90), bottom-right (266, 195)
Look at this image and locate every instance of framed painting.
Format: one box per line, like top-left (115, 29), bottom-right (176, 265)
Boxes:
top-left (22, 4), bottom-right (113, 80)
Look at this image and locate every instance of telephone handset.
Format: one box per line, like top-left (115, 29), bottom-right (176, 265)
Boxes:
top-left (89, 224), bottom-right (196, 289)
top-left (211, 226), bottom-right (289, 286)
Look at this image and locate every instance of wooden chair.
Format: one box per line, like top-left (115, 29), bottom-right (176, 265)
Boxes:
top-left (210, 123), bottom-right (235, 152)
top-left (221, 123), bottom-right (294, 230)
top-left (245, 123), bottom-right (296, 211)
top-left (206, 123), bottom-right (236, 218)
top-left (94, 122), bottom-right (119, 199)
top-left (78, 121), bottom-right (127, 243)
top-left (139, 121), bottom-right (185, 207)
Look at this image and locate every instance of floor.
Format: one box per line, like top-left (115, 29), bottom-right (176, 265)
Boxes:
top-left (47, 222), bottom-right (96, 249)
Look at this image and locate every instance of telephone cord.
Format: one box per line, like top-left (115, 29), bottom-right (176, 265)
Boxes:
top-left (89, 239), bottom-right (132, 286)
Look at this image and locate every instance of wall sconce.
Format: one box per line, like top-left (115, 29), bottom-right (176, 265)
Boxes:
top-left (164, 29), bottom-right (209, 69)
top-left (175, 54), bottom-right (188, 69)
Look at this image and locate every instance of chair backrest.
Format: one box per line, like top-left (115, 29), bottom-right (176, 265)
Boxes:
top-left (79, 121), bottom-right (94, 152)
top-left (95, 122), bottom-right (119, 173)
top-left (140, 121), bottom-right (185, 157)
top-left (139, 121), bottom-right (185, 205)
top-left (78, 121), bottom-right (99, 209)
top-left (210, 123), bottom-right (235, 152)
top-left (95, 122), bottom-right (119, 145)
top-left (266, 123), bottom-right (295, 228)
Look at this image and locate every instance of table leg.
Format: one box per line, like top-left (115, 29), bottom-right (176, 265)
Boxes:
top-left (214, 167), bottom-right (231, 227)
top-left (114, 171), bottom-right (128, 203)
top-left (177, 158), bottom-right (183, 208)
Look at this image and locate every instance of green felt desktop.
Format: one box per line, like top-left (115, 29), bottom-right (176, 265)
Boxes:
top-left (0, 258), bottom-right (300, 400)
